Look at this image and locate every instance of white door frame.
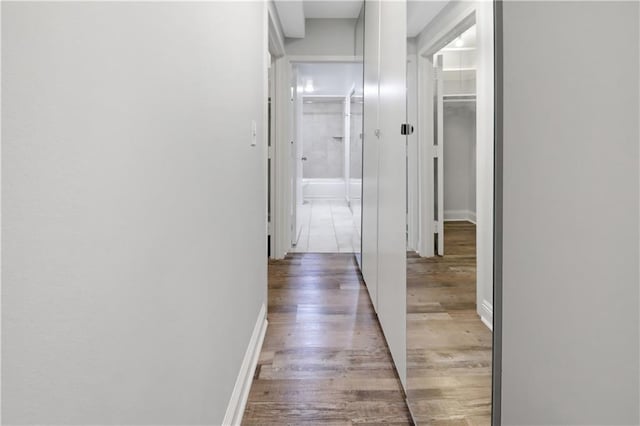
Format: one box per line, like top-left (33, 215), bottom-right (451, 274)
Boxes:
top-left (434, 53), bottom-right (445, 256)
top-left (266, 1), bottom-right (286, 259)
top-left (271, 55), bottom-right (363, 259)
top-left (416, 8), bottom-right (475, 257)
top-left (344, 90), bottom-right (353, 205)
top-left (406, 54), bottom-right (420, 253)
top-left (415, 2), bottom-right (494, 329)
top-left (271, 56), bottom-right (292, 259)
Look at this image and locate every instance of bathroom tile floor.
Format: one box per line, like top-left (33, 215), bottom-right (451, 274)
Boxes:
top-left (292, 199), bottom-right (361, 253)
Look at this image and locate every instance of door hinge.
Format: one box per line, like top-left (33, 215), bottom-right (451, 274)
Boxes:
top-left (268, 146), bottom-right (274, 159)
top-left (433, 145), bottom-right (440, 158)
top-left (434, 220), bottom-right (440, 233)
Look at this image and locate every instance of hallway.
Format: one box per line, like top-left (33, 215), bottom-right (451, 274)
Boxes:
top-left (243, 253), bottom-right (411, 424)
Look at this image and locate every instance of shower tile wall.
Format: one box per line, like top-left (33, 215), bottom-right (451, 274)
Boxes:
top-left (303, 101), bottom-right (344, 179)
top-left (350, 101), bottom-right (363, 180)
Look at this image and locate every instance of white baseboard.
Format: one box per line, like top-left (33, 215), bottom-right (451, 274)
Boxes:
top-left (479, 299), bottom-right (493, 331)
top-left (222, 303), bottom-right (268, 426)
top-left (444, 209), bottom-right (476, 224)
top-left (468, 211), bottom-right (477, 224)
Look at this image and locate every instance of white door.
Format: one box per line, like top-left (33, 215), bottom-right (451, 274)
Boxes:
top-left (376, 0), bottom-right (408, 388)
top-left (434, 54), bottom-right (445, 255)
top-left (344, 96), bottom-right (351, 204)
top-left (362, 0), bottom-right (381, 310)
top-left (268, 57), bottom-right (275, 257)
top-left (291, 67), bottom-right (304, 246)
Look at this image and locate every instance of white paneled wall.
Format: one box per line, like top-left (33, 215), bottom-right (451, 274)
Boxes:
top-left (362, 0), bottom-right (407, 388)
top-left (443, 102), bottom-right (476, 223)
top-left (362, 0), bottom-right (381, 310)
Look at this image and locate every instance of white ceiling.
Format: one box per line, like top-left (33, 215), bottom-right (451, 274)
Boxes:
top-left (274, 1), bottom-right (306, 38)
top-left (276, 0), bottom-right (449, 40)
top-left (407, 1), bottom-right (449, 38)
top-left (304, 1), bottom-right (363, 18)
top-left (296, 62), bottom-right (363, 96)
top-left (442, 25), bottom-right (476, 50)
top-left (275, 0), bottom-right (363, 38)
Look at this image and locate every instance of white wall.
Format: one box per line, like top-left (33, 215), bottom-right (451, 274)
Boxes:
top-left (301, 101), bottom-right (345, 178)
top-left (443, 102), bottom-right (476, 222)
top-left (2, 3), bottom-right (268, 424)
top-left (296, 63), bottom-right (363, 96)
top-left (285, 18), bottom-right (359, 57)
top-left (355, 9), bottom-right (365, 57)
top-left (501, 1), bottom-right (639, 423)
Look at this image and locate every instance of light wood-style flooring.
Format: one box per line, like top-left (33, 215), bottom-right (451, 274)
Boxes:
top-left (243, 253), bottom-right (412, 425)
top-left (407, 222), bottom-right (492, 425)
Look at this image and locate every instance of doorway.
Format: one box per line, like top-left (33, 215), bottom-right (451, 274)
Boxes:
top-left (435, 25), bottom-right (478, 255)
top-left (406, 3), bottom-right (495, 424)
top-left (289, 62), bottom-right (363, 253)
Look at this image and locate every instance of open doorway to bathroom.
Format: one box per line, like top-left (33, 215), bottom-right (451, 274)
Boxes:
top-left (290, 62), bottom-right (363, 253)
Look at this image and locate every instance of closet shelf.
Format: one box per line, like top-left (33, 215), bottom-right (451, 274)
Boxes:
top-left (443, 67), bottom-right (476, 72)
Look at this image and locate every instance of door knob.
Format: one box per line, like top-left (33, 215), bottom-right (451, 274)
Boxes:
top-left (301, 156), bottom-right (308, 161)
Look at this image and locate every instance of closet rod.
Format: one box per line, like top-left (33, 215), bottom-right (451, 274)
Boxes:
top-left (443, 94), bottom-right (476, 99)
top-left (443, 94), bottom-right (476, 103)
top-left (444, 99), bottom-right (476, 103)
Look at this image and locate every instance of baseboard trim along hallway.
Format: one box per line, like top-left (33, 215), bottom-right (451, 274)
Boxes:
top-left (444, 209), bottom-right (477, 224)
top-left (480, 300), bottom-right (493, 331)
top-left (223, 303), bottom-right (268, 426)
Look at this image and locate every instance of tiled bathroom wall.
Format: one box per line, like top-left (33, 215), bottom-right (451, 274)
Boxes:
top-left (302, 101), bottom-right (344, 179)
top-left (350, 100), bottom-right (363, 180)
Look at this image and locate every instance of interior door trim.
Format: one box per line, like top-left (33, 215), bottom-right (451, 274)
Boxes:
top-left (492, 1), bottom-right (504, 425)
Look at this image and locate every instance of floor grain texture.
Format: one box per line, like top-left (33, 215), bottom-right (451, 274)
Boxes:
top-left (244, 222), bottom-right (491, 425)
top-left (243, 253), bottom-right (412, 425)
top-left (407, 222), bottom-right (492, 425)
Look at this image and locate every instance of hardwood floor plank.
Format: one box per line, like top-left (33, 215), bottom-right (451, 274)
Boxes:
top-left (407, 222), bottom-right (492, 425)
top-left (243, 253), bottom-right (411, 425)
